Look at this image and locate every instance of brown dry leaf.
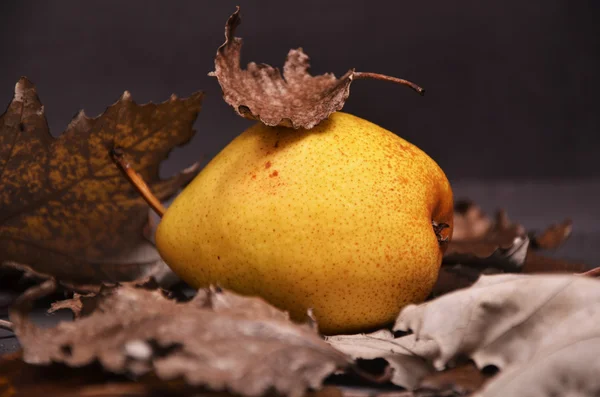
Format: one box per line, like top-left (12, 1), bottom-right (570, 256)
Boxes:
top-left (429, 265), bottom-right (495, 297)
top-left (210, 8), bottom-right (422, 130)
top-left (446, 200), bottom-right (587, 277)
top-left (210, 7), bottom-right (354, 129)
top-left (209, 7), bottom-right (352, 129)
top-left (10, 281), bottom-right (351, 397)
top-left (529, 219), bottom-right (573, 250)
top-left (0, 351), bottom-right (206, 397)
top-left (450, 200), bottom-right (496, 242)
top-left (416, 363), bottom-right (489, 397)
top-left (522, 251), bottom-right (589, 274)
top-left (446, 201), bottom-right (528, 266)
top-left (0, 78), bottom-right (203, 283)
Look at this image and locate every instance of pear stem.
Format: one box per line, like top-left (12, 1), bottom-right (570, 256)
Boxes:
top-left (110, 147), bottom-right (166, 218)
top-left (433, 221), bottom-right (450, 244)
top-left (353, 72), bottom-right (425, 96)
top-left (0, 319), bottom-right (13, 332)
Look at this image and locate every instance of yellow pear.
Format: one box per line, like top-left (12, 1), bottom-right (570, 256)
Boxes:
top-left (156, 112), bottom-right (453, 334)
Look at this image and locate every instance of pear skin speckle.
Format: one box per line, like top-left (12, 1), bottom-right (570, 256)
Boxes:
top-left (156, 112), bottom-right (453, 334)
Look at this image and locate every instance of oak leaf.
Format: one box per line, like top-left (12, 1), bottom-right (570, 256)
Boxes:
top-left (10, 281), bottom-right (352, 397)
top-left (0, 78), bottom-right (203, 283)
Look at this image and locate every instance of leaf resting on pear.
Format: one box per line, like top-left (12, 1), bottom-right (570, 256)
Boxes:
top-left (0, 78), bottom-right (203, 284)
top-left (210, 7), bottom-right (358, 129)
top-left (10, 280), bottom-right (351, 397)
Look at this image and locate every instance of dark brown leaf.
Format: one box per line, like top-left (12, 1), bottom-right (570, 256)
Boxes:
top-left (522, 251), bottom-right (589, 274)
top-left (0, 351), bottom-right (230, 397)
top-left (10, 281), bottom-right (351, 397)
top-left (210, 8), bottom-right (422, 130)
top-left (416, 363), bottom-right (489, 397)
top-left (430, 265), bottom-right (490, 297)
top-left (445, 205), bottom-right (529, 272)
top-left (0, 77), bottom-right (203, 283)
top-left (447, 201), bottom-right (526, 261)
top-left (209, 7), bottom-right (352, 129)
top-left (529, 219), bottom-right (572, 250)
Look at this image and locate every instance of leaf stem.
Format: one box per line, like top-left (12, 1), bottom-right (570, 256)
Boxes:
top-left (0, 319), bottom-right (13, 332)
top-left (353, 72), bottom-right (425, 95)
top-left (110, 147), bottom-right (166, 218)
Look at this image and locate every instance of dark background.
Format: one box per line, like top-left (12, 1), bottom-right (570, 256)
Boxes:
top-left (1, 0), bottom-right (599, 180)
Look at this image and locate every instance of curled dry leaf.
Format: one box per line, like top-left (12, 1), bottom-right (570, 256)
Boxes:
top-left (394, 273), bottom-right (600, 373)
top-left (327, 333), bottom-right (488, 394)
top-left (0, 351), bottom-right (207, 397)
top-left (447, 199), bottom-right (576, 272)
top-left (326, 329), bottom-right (436, 390)
top-left (0, 78), bottom-right (203, 283)
top-left (332, 274), bottom-right (600, 395)
top-left (522, 251), bottom-right (589, 274)
top-left (446, 199), bottom-right (586, 278)
top-left (472, 336), bottom-right (600, 397)
top-left (210, 8), bottom-right (423, 130)
top-left (417, 362), bottom-right (489, 397)
top-left (529, 219), bottom-right (573, 250)
top-left (446, 201), bottom-right (529, 271)
top-left (429, 264), bottom-right (493, 297)
top-left (10, 281), bottom-right (351, 397)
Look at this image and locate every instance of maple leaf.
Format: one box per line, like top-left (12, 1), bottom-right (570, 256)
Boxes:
top-left (10, 281), bottom-right (352, 397)
top-left (0, 78), bottom-right (203, 283)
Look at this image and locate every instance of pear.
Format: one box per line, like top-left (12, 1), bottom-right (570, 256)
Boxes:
top-left (156, 112), bottom-right (453, 334)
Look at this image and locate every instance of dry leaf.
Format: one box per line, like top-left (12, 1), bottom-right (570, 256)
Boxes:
top-left (529, 219), bottom-right (573, 250)
top-left (10, 281), bottom-right (351, 397)
top-left (522, 251), bottom-right (589, 274)
top-left (210, 8), bottom-right (422, 130)
top-left (416, 362), bottom-right (489, 397)
top-left (0, 78), bottom-right (202, 283)
top-left (331, 274), bottom-right (600, 395)
top-left (429, 265), bottom-right (492, 297)
top-left (326, 329), bottom-right (435, 390)
top-left (209, 7), bottom-right (352, 129)
top-left (394, 273), bottom-right (600, 372)
top-left (446, 200), bottom-right (583, 275)
top-left (472, 336), bottom-right (600, 397)
top-left (450, 200), bottom-right (495, 242)
top-left (446, 201), bottom-right (528, 270)
top-left (327, 334), bottom-right (488, 394)
top-left (0, 351), bottom-right (207, 397)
